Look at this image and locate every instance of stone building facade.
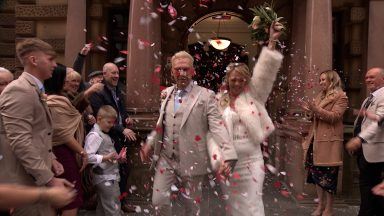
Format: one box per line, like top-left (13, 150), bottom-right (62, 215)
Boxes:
top-left (1, 0), bottom-right (384, 204)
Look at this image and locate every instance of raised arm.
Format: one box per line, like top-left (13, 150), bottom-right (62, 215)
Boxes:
top-left (248, 47), bottom-right (283, 104)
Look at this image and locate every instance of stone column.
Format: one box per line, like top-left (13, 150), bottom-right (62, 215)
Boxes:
top-left (126, 0), bottom-right (161, 123)
top-left (64, 0), bottom-right (86, 70)
top-left (367, 1), bottom-right (384, 69)
top-left (125, 0), bottom-right (161, 201)
top-left (281, 0), bottom-right (332, 197)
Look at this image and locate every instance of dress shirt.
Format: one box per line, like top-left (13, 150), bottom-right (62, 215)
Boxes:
top-left (84, 126), bottom-right (104, 165)
top-left (25, 72), bottom-right (44, 93)
top-left (174, 81), bottom-right (193, 112)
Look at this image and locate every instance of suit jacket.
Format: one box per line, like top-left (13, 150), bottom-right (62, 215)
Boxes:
top-left (0, 72), bottom-right (54, 186)
top-left (355, 87), bottom-right (384, 163)
top-left (89, 82), bottom-right (128, 142)
top-left (302, 90), bottom-right (348, 166)
top-left (147, 84), bottom-right (238, 176)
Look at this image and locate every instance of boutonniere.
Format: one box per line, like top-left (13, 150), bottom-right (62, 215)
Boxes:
top-left (40, 93), bottom-right (48, 103)
top-left (160, 91), bottom-right (167, 102)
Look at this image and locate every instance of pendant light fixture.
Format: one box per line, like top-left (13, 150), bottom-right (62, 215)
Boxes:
top-left (208, 17), bottom-right (231, 50)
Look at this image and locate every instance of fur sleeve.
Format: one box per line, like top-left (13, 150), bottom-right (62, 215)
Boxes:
top-left (248, 47), bottom-right (283, 104)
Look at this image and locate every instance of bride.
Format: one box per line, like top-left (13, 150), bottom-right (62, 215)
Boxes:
top-left (214, 22), bottom-right (283, 216)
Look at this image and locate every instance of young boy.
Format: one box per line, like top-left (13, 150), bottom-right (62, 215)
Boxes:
top-left (84, 105), bottom-right (127, 216)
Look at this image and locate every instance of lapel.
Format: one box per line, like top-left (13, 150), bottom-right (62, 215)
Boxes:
top-left (158, 86), bottom-right (175, 125)
top-left (353, 97), bottom-right (370, 127)
top-left (180, 85), bottom-right (201, 129)
top-left (21, 73), bottom-right (52, 125)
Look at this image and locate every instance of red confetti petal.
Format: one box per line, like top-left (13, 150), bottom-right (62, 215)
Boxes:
top-left (232, 172), bottom-right (241, 179)
top-left (195, 135), bottom-right (201, 142)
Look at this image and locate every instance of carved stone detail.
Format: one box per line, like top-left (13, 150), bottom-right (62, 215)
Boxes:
top-left (15, 5), bottom-right (67, 19)
top-left (0, 0), bottom-right (16, 12)
top-left (15, 20), bottom-right (35, 36)
top-left (89, 4), bottom-right (102, 18)
top-left (0, 43), bottom-right (15, 56)
top-left (350, 7), bottom-right (366, 23)
top-left (0, 58), bottom-right (16, 70)
top-left (350, 40), bottom-right (362, 56)
top-left (0, 14), bottom-right (16, 26)
top-left (17, 0), bottom-right (36, 4)
top-left (44, 38), bottom-right (65, 52)
top-left (0, 27), bottom-right (15, 41)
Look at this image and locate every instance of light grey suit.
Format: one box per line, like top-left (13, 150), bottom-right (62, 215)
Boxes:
top-left (0, 72), bottom-right (55, 216)
top-left (147, 83), bottom-right (237, 215)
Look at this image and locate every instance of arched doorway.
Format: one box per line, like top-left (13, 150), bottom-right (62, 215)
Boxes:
top-left (187, 12), bottom-right (255, 92)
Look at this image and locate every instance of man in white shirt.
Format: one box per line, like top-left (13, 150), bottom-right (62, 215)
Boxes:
top-left (346, 67), bottom-right (384, 215)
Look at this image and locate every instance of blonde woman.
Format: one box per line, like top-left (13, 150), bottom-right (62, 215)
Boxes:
top-left (214, 23), bottom-right (283, 216)
top-left (301, 70), bottom-right (348, 216)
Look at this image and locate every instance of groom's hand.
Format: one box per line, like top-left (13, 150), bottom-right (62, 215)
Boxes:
top-left (218, 160), bottom-right (236, 179)
top-left (140, 143), bottom-right (152, 164)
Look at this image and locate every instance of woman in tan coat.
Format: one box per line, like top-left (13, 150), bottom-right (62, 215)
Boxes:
top-left (301, 70), bottom-right (348, 216)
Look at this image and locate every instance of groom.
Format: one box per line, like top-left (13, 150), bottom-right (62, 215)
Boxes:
top-left (140, 51), bottom-right (237, 215)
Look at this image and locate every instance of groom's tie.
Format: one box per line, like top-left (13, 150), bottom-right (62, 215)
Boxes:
top-left (174, 89), bottom-right (186, 112)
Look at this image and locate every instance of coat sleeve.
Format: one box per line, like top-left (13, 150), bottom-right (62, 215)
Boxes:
top-left (0, 86), bottom-right (54, 185)
top-left (359, 97), bottom-right (384, 141)
top-left (206, 90), bottom-right (238, 162)
top-left (248, 47), bottom-right (283, 104)
top-left (313, 93), bottom-right (348, 124)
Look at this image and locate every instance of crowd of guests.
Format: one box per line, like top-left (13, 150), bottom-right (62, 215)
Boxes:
top-left (0, 23), bottom-right (384, 216)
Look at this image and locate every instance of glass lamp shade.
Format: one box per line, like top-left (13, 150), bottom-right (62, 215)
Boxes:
top-left (208, 37), bottom-right (231, 50)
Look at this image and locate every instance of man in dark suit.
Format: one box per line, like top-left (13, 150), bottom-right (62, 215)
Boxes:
top-left (89, 62), bottom-right (136, 212)
top-left (346, 67), bottom-right (384, 216)
top-left (0, 38), bottom-right (73, 216)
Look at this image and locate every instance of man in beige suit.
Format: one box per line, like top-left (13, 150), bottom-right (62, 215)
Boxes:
top-left (346, 67), bottom-right (384, 215)
top-left (0, 38), bottom-right (74, 216)
top-left (141, 51), bottom-right (237, 215)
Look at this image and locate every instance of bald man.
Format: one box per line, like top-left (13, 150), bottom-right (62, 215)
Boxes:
top-left (346, 67), bottom-right (384, 215)
top-left (0, 67), bottom-right (14, 94)
top-left (89, 62), bottom-right (136, 212)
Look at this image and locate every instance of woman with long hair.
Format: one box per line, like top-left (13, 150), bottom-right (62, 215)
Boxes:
top-left (44, 64), bottom-right (88, 216)
top-left (301, 70), bottom-right (348, 216)
top-left (214, 23), bottom-right (283, 216)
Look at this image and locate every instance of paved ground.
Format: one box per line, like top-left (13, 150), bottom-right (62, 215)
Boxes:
top-left (79, 173), bottom-right (359, 215)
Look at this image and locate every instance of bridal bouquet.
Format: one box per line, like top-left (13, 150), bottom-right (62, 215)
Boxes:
top-left (249, 2), bottom-right (286, 45)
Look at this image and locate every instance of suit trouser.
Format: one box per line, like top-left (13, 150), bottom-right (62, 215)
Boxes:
top-left (357, 151), bottom-right (384, 216)
top-left (152, 156), bottom-right (205, 216)
top-left (95, 180), bottom-right (122, 216)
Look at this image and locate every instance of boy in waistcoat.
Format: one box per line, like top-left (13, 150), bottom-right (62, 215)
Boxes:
top-left (84, 105), bottom-right (127, 216)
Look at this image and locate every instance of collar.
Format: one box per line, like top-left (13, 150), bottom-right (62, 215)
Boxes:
top-left (24, 72), bottom-right (44, 91)
top-left (371, 86), bottom-right (384, 98)
top-left (176, 80), bottom-right (194, 93)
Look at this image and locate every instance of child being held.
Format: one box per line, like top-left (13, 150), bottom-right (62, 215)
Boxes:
top-left (84, 105), bottom-right (127, 216)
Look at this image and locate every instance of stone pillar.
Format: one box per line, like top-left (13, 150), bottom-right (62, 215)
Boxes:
top-left (126, 0), bottom-right (161, 122)
top-left (281, 0), bottom-right (332, 197)
top-left (64, 0), bottom-right (86, 70)
top-left (367, 1), bottom-right (384, 69)
top-left (125, 0), bottom-right (161, 201)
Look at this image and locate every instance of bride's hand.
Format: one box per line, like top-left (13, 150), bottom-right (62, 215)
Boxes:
top-left (268, 21), bottom-right (283, 49)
